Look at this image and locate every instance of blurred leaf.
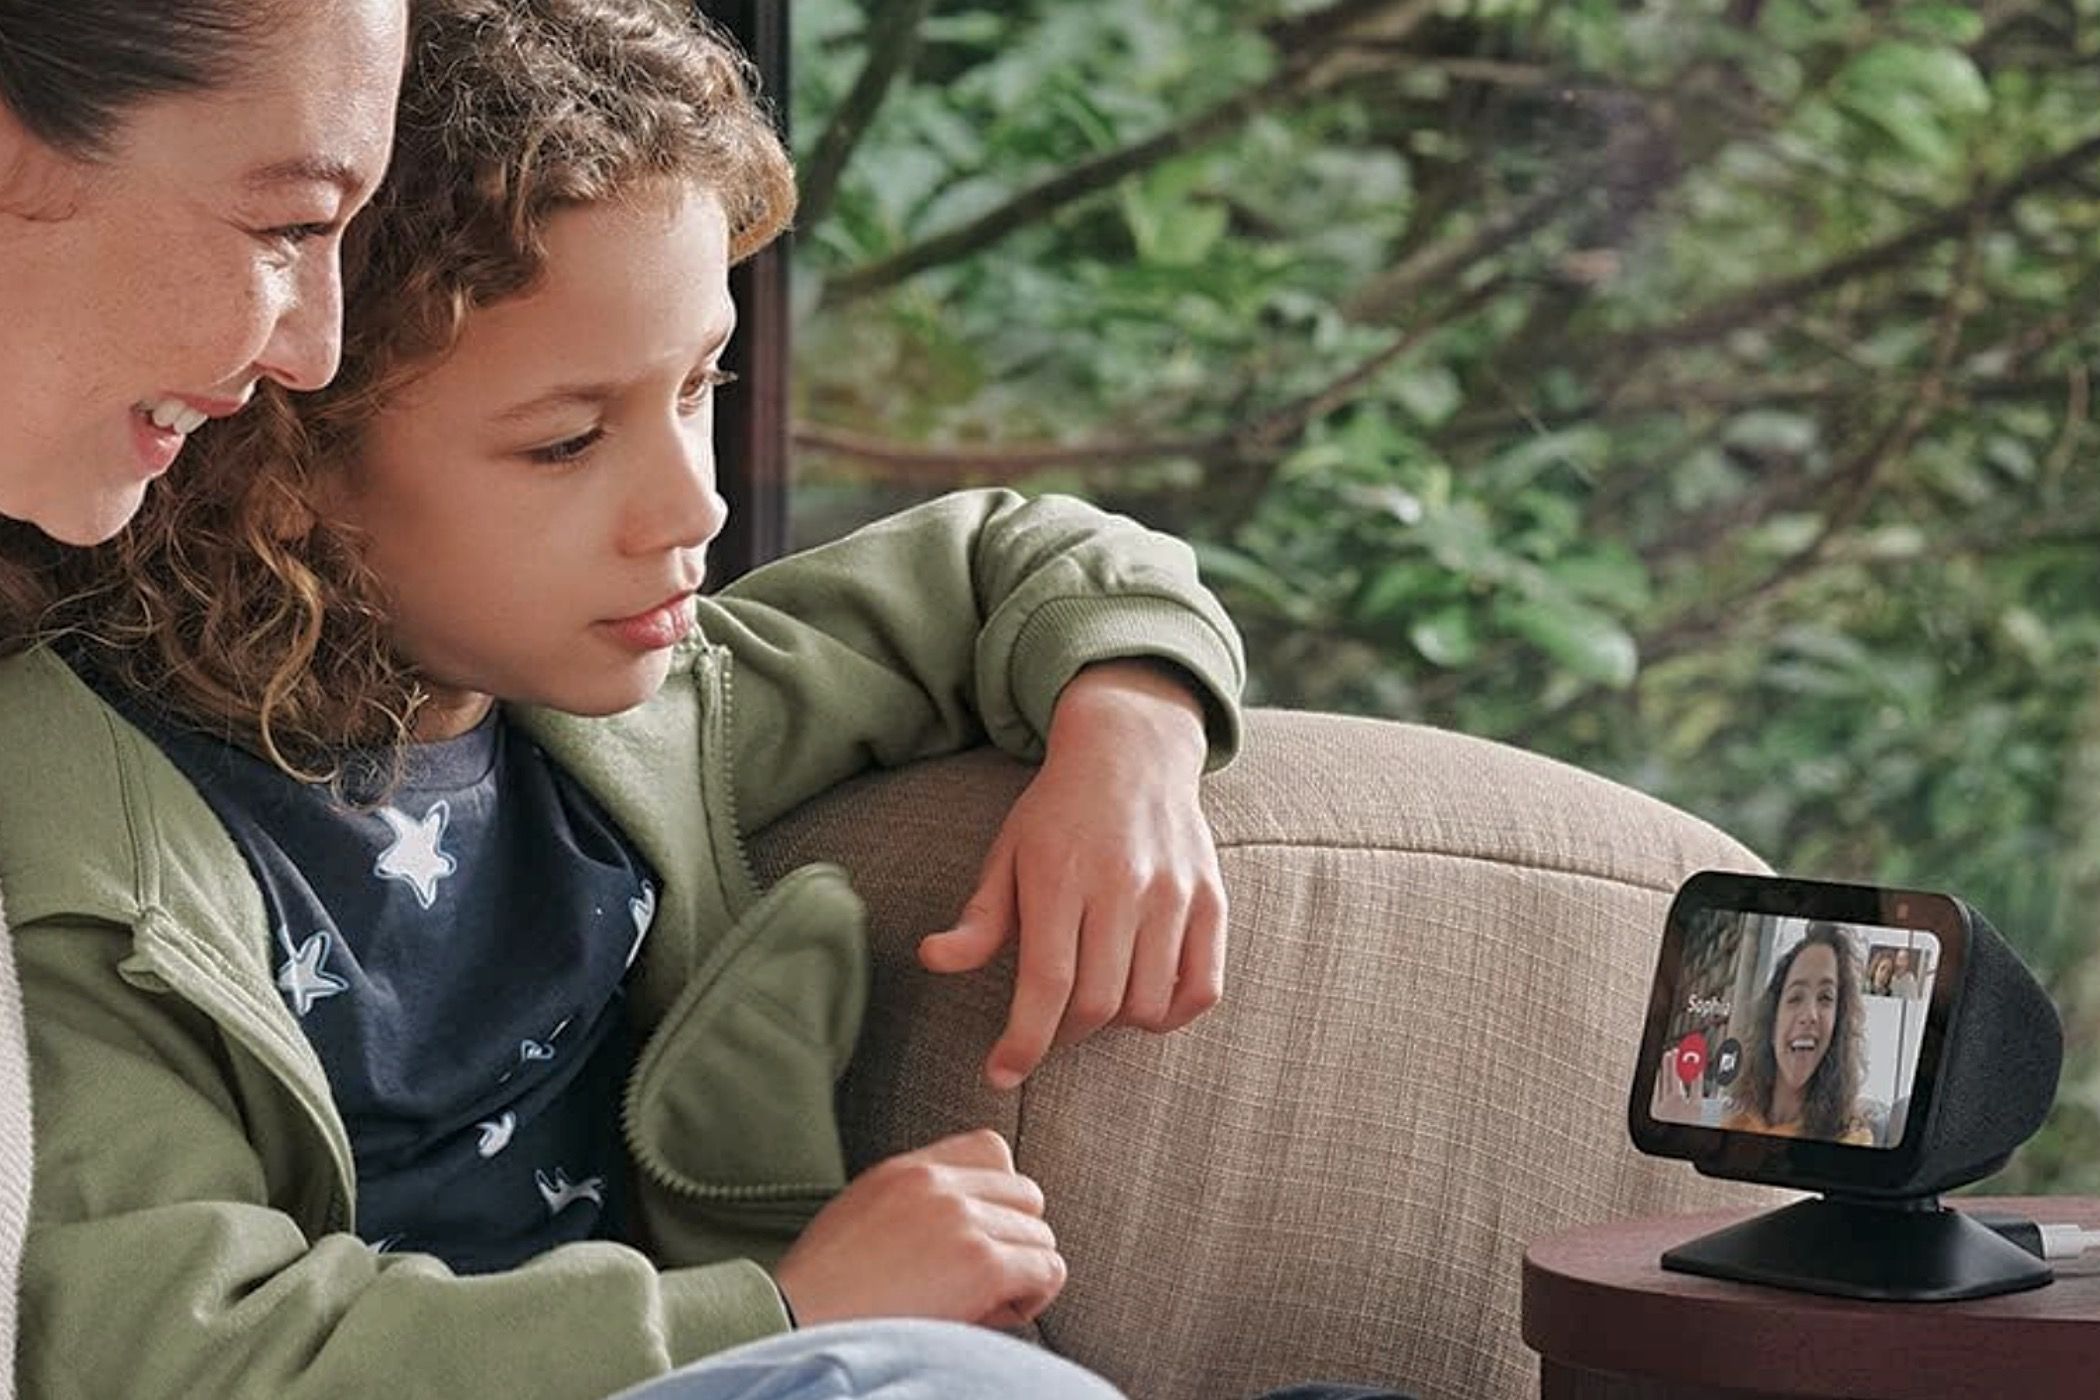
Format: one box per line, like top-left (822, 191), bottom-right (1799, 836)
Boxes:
top-left (1724, 410), bottom-right (1820, 458)
top-left (1836, 42), bottom-right (1991, 166)
top-left (1192, 541), bottom-right (1321, 624)
top-left (1551, 547), bottom-right (1654, 612)
top-left (1342, 482), bottom-right (1425, 525)
top-left (1854, 525), bottom-right (1928, 560)
top-left (1748, 514), bottom-right (1825, 555)
top-left (1488, 426), bottom-right (1610, 489)
top-left (1896, 4), bottom-right (1987, 47)
top-left (1120, 179), bottom-right (1230, 266)
top-left (1391, 366), bottom-right (1464, 428)
top-left (920, 11), bottom-right (1005, 45)
top-left (1410, 606), bottom-right (1481, 667)
top-left (1500, 594), bottom-right (1640, 687)
top-left (1413, 501), bottom-right (1510, 580)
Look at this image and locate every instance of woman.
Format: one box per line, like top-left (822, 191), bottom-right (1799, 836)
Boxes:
top-left (0, 2), bottom-right (406, 1391)
top-left (0, 0), bottom-right (406, 546)
top-left (1722, 922), bottom-right (1875, 1145)
top-left (1867, 949), bottom-right (1894, 997)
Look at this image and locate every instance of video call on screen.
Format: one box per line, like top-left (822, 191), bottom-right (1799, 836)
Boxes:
top-left (1650, 912), bottom-right (1938, 1150)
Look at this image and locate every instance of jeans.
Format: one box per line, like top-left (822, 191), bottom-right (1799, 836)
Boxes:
top-left (605, 1320), bottom-right (1127, 1399)
top-left (604, 1318), bottom-right (1417, 1400)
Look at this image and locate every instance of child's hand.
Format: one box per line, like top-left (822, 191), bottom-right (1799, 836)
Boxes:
top-left (772, 1130), bottom-right (1065, 1328)
top-left (919, 659), bottom-right (1225, 1089)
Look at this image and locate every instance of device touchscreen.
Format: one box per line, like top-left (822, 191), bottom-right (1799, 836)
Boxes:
top-left (1646, 911), bottom-right (1939, 1150)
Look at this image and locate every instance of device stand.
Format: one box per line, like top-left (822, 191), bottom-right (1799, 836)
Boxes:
top-left (1661, 1194), bottom-right (2053, 1301)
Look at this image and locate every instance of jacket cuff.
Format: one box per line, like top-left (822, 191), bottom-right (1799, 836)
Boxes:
top-left (1001, 594), bottom-right (1245, 772)
top-left (660, 1259), bottom-right (794, 1367)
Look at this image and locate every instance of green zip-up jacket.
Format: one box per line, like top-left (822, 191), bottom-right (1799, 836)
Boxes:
top-left (0, 490), bottom-right (1244, 1400)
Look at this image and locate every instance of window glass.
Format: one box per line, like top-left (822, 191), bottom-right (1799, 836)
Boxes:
top-left (789, 0), bottom-right (2100, 1190)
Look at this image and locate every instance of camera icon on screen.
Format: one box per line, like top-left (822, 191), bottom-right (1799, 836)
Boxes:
top-left (1712, 1037), bottom-right (1742, 1088)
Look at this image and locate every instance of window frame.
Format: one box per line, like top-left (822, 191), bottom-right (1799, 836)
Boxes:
top-left (697, 1), bottom-right (791, 585)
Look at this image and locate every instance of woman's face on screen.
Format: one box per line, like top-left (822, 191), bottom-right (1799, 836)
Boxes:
top-left (1773, 942), bottom-right (1840, 1094)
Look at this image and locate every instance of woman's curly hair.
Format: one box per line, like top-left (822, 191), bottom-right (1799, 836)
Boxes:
top-left (2, 0), bottom-right (794, 781)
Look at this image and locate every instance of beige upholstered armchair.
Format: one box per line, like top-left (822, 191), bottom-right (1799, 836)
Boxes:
top-left (752, 709), bottom-right (1780, 1400)
top-left (0, 707), bottom-right (1777, 1399)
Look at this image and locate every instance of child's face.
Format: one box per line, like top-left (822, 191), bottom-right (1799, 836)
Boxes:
top-left (335, 185), bottom-right (734, 738)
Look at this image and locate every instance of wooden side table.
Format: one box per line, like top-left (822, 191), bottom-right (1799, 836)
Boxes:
top-left (1522, 1197), bottom-right (2100, 1399)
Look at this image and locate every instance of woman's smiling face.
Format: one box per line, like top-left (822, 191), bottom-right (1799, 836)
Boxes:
top-left (1773, 941), bottom-right (1840, 1093)
top-left (0, 0), bottom-right (404, 544)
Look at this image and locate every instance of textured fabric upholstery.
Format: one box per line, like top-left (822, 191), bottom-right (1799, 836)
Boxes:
top-left (0, 709), bottom-right (1781, 1400)
top-left (749, 709), bottom-right (1782, 1400)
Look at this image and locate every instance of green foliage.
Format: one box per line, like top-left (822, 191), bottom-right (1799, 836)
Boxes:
top-left (789, 0), bottom-right (2100, 1190)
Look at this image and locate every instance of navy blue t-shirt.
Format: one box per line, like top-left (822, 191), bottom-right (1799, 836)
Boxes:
top-left (107, 690), bottom-right (657, 1274)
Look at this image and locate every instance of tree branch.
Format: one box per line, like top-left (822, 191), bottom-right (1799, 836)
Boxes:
top-left (798, 0), bottom-right (937, 230)
top-left (795, 272), bottom-right (1500, 488)
top-left (1397, 17), bottom-right (1886, 390)
top-left (1607, 129), bottom-right (2100, 360)
top-left (822, 0), bottom-right (1439, 303)
top-left (1246, 277), bottom-right (1506, 449)
top-left (790, 423), bottom-right (1232, 481)
top-left (1435, 235), bottom-right (1994, 724)
top-left (1439, 371), bottom-right (2080, 443)
top-left (1260, 0), bottom-right (1418, 53)
top-left (1637, 225), bottom-right (1985, 665)
top-left (1341, 150), bottom-right (1613, 323)
top-left (2043, 362), bottom-right (2091, 502)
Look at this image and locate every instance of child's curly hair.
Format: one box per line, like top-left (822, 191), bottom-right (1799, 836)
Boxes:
top-left (3, 0), bottom-right (794, 780)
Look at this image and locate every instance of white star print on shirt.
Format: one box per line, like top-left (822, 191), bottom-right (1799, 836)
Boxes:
top-left (373, 801), bottom-right (458, 909)
top-left (276, 925), bottom-right (349, 1017)
top-left (535, 1168), bottom-right (605, 1216)
top-left (625, 881), bottom-right (657, 969)
top-left (475, 1111), bottom-right (517, 1158)
top-left (499, 1015), bottom-right (573, 1083)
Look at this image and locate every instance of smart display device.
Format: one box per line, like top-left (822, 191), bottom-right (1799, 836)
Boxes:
top-left (1628, 871), bottom-right (2063, 1301)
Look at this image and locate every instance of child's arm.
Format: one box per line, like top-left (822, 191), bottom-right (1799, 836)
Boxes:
top-left (697, 488), bottom-right (1244, 834)
top-left (16, 916), bottom-right (789, 1398)
top-left (696, 489), bottom-right (1245, 1082)
top-left (919, 657), bottom-right (1223, 1087)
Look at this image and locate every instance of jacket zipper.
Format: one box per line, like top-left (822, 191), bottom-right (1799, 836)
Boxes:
top-left (618, 646), bottom-right (833, 1206)
top-left (696, 644), bottom-right (760, 916)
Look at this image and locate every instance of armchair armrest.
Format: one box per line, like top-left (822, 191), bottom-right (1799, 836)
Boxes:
top-left (748, 709), bottom-right (1783, 1400)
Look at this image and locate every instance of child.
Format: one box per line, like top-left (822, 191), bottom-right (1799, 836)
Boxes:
top-left (0, 0), bottom-right (1246, 1395)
